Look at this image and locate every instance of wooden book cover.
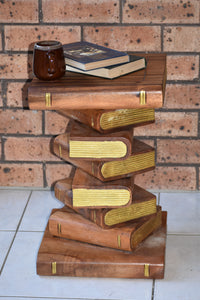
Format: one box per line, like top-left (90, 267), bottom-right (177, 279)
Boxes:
top-left (56, 184), bottom-right (157, 228)
top-left (37, 211), bottom-right (167, 278)
top-left (63, 120), bottom-right (133, 160)
top-left (54, 168), bottom-right (134, 209)
top-left (49, 206), bottom-right (162, 252)
top-left (63, 41), bottom-right (129, 71)
top-left (28, 53), bottom-right (166, 110)
top-left (58, 107), bottom-right (155, 133)
top-left (53, 137), bottom-right (155, 181)
top-left (66, 55), bottom-right (146, 79)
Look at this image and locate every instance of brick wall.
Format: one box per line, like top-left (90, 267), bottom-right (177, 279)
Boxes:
top-left (0, 0), bottom-right (199, 190)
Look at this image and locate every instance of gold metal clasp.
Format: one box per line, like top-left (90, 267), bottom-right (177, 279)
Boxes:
top-left (45, 92), bottom-right (52, 107)
top-left (57, 223), bottom-right (61, 234)
top-left (117, 235), bottom-right (121, 248)
top-left (59, 145), bottom-right (62, 157)
top-left (52, 261), bottom-right (57, 274)
top-left (144, 263), bottom-right (150, 277)
top-left (140, 90), bottom-right (146, 105)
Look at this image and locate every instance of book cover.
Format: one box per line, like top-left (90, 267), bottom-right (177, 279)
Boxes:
top-left (63, 120), bottom-right (133, 160)
top-left (37, 211), bottom-right (167, 278)
top-left (58, 108), bottom-right (155, 133)
top-left (65, 55), bottom-right (146, 79)
top-left (53, 137), bottom-right (155, 181)
top-left (54, 168), bottom-right (134, 209)
top-left (63, 41), bottom-right (129, 71)
top-left (48, 206), bottom-right (162, 252)
top-left (28, 54), bottom-right (166, 111)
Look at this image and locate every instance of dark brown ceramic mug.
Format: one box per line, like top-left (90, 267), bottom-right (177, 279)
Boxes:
top-left (33, 40), bottom-right (65, 80)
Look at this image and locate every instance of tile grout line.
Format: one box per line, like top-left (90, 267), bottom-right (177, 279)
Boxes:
top-left (151, 279), bottom-right (155, 300)
top-left (0, 191), bottom-right (33, 275)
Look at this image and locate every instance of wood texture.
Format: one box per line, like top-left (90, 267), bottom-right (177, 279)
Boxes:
top-left (60, 184), bottom-right (157, 228)
top-left (48, 206), bottom-right (162, 251)
top-left (58, 108), bottom-right (155, 133)
top-left (53, 137), bottom-right (155, 181)
top-left (28, 53), bottom-right (166, 110)
top-left (37, 211), bottom-right (167, 278)
top-left (54, 168), bottom-right (134, 208)
top-left (64, 120), bottom-right (133, 160)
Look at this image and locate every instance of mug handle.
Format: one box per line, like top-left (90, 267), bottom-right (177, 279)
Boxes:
top-left (47, 52), bottom-right (56, 74)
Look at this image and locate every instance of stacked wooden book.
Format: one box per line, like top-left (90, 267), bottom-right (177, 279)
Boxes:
top-left (28, 51), bottom-right (167, 279)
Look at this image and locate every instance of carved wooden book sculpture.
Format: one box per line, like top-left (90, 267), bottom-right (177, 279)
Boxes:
top-left (54, 168), bottom-right (134, 208)
top-left (28, 54), bottom-right (166, 110)
top-left (53, 137), bottom-right (155, 181)
top-left (37, 211), bottom-right (167, 278)
top-left (62, 120), bottom-right (133, 160)
top-left (58, 108), bottom-right (155, 133)
top-left (55, 183), bottom-right (157, 228)
top-left (49, 206), bottom-right (162, 251)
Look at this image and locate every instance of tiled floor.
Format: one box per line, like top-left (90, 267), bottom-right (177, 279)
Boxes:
top-left (0, 189), bottom-right (200, 300)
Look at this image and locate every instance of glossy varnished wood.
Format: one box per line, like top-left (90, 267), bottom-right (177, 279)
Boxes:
top-left (53, 137), bottom-right (155, 181)
top-left (37, 211), bottom-right (167, 278)
top-left (28, 54), bottom-right (166, 110)
top-left (48, 206), bottom-right (162, 251)
top-left (54, 168), bottom-right (134, 208)
top-left (59, 184), bottom-right (157, 228)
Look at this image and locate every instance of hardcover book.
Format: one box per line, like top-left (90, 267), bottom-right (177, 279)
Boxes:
top-left (58, 108), bottom-right (155, 133)
top-left (54, 168), bottom-right (134, 209)
top-left (55, 184), bottom-right (157, 228)
top-left (48, 206), bottom-right (162, 252)
top-left (66, 55), bottom-right (146, 79)
top-left (53, 137), bottom-right (155, 181)
top-left (63, 41), bottom-right (129, 71)
top-left (28, 53), bottom-right (166, 111)
top-left (62, 120), bottom-right (133, 160)
top-left (37, 211), bottom-right (167, 278)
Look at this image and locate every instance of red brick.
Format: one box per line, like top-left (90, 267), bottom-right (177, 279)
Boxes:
top-left (0, 54), bottom-right (32, 79)
top-left (167, 55), bottom-right (199, 81)
top-left (5, 25), bottom-right (81, 51)
top-left (0, 82), bottom-right (3, 106)
top-left (134, 111), bottom-right (198, 137)
top-left (122, 0), bottom-right (199, 24)
top-left (0, 109), bottom-right (42, 135)
top-left (7, 81), bottom-right (30, 108)
top-left (45, 111), bottom-right (69, 135)
top-left (0, 32), bottom-right (2, 51)
top-left (45, 163), bottom-right (73, 187)
top-left (42, 0), bottom-right (119, 23)
top-left (165, 84), bottom-right (200, 109)
top-left (83, 26), bottom-right (161, 51)
top-left (157, 139), bottom-right (200, 164)
top-left (0, 0), bottom-right (38, 23)
top-left (0, 163), bottom-right (43, 187)
top-left (0, 139), bottom-right (1, 160)
top-left (135, 166), bottom-right (196, 190)
top-left (4, 137), bottom-right (60, 162)
top-left (164, 26), bottom-right (200, 52)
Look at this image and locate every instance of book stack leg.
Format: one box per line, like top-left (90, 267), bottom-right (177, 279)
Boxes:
top-left (37, 109), bottom-right (167, 279)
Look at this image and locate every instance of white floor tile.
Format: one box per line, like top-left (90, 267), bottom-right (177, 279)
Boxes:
top-left (0, 231), bottom-right (15, 270)
top-left (0, 231), bottom-right (153, 300)
top-left (154, 235), bottom-right (200, 300)
top-left (160, 192), bottom-right (200, 234)
top-left (0, 190), bottom-right (30, 230)
top-left (19, 190), bottom-right (64, 232)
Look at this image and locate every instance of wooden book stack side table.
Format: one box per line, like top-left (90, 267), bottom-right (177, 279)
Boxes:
top-left (28, 53), bottom-right (167, 279)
